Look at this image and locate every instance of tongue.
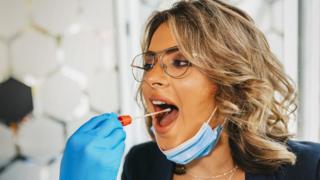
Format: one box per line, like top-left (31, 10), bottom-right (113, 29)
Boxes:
top-left (159, 109), bottom-right (179, 127)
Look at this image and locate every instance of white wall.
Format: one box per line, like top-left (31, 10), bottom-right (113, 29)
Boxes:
top-left (298, 0), bottom-right (320, 141)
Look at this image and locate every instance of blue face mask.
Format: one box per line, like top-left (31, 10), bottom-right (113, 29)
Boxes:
top-left (151, 107), bottom-right (224, 165)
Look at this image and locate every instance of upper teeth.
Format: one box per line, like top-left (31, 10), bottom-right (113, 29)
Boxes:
top-left (152, 100), bottom-right (166, 105)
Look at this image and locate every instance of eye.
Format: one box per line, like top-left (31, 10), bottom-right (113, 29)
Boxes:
top-left (171, 59), bottom-right (191, 68)
top-left (143, 63), bottom-right (153, 71)
top-left (143, 54), bottom-right (155, 71)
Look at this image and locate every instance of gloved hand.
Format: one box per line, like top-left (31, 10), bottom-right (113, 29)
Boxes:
top-left (60, 112), bottom-right (126, 180)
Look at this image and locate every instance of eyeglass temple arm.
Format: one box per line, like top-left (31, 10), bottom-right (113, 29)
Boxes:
top-left (131, 65), bottom-right (148, 70)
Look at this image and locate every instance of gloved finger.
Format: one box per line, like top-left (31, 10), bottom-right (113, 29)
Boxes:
top-left (101, 142), bottom-right (125, 167)
top-left (77, 112), bottom-right (118, 132)
top-left (92, 114), bottom-right (123, 136)
top-left (110, 138), bottom-right (125, 152)
top-left (89, 130), bottom-right (125, 150)
top-left (101, 129), bottom-right (126, 148)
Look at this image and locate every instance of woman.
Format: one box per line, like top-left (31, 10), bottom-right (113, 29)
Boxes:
top-left (60, 0), bottom-right (320, 180)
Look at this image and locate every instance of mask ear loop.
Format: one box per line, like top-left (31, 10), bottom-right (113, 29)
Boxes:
top-left (206, 107), bottom-right (227, 128)
top-left (221, 117), bottom-right (227, 126)
top-left (206, 106), bottom-right (218, 124)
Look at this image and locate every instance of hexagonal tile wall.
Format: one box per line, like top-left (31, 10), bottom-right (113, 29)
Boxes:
top-left (47, 156), bottom-right (61, 180)
top-left (0, 124), bottom-right (16, 168)
top-left (234, 0), bottom-right (266, 21)
top-left (0, 78), bottom-right (33, 126)
top-left (0, 41), bottom-right (9, 83)
top-left (66, 111), bottom-right (98, 138)
top-left (11, 29), bottom-right (58, 80)
top-left (0, 161), bottom-right (48, 180)
top-left (31, 0), bottom-right (79, 35)
top-left (227, 0), bottom-right (243, 4)
top-left (140, 0), bottom-right (163, 8)
top-left (80, 0), bottom-right (115, 31)
top-left (271, 0), bottom-right (284, 33)
top-left (88, 69), bottom-right (120, 113)
top-left (0, 0), bottom-right (28, 39)
top-left (39, 72), bottom-right (83, 121)
top-left (265, 31), bottom-right (284, 60)
top-left (16, 116), bottom-right (65, 164)
top-left (62, 30), bottom-right (106, 78)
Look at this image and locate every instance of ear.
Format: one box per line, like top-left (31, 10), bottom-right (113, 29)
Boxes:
top-left (212, 83), bottom-right (219, 93)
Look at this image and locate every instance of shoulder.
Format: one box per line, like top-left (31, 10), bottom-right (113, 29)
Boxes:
top-left (126, 141), bottom-right (160, 158)
top-left (287, 140), bottom-right (320, 169)
top-left (278, 140), bottom-right (320, 179)
top-left (124, 141), bottom-right (170, 165)
top-left (123, 141), bottom-right (160, 169)
top-left (287, 140), bottom-right (320, 155)
top-left (121, 141), bottom-right (173, 180)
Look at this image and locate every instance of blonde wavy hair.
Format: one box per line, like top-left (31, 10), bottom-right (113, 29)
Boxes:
top-left (137, 0), bottom-right (298, 173)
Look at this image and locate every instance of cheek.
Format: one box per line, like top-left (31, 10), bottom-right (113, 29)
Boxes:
top-left (141, 83), bottom-right (150, 99)
top-left (140, 84), bottom-right (151, 109)
top-left (171, 76), bottom-right (217, 123)
top-left (173, 79), bottom-right (215, 107)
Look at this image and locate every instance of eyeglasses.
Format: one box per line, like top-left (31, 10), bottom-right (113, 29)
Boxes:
top-left (131, 46), bottom-right (192, 82)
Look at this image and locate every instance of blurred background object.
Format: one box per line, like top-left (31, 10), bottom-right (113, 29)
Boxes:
top-left (0, 0), bottom-right (319, 179)
top-left (0, 77), bottom-right (33, 126)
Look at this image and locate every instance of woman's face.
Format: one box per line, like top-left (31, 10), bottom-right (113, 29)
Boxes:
top-left (141, 23), bottom-right (218, 150)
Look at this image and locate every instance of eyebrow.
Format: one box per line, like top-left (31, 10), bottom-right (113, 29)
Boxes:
top-left (146, 45), bottom-right (179, 54)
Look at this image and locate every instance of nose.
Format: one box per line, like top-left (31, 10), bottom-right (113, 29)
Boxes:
top-left (144, 60), bottom-right (169, 88)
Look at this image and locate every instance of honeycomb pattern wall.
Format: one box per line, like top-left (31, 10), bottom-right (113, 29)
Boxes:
top-left (0, 0), bottom-right (119, 179)
top-left (0, 0), bottom-right (292, 179)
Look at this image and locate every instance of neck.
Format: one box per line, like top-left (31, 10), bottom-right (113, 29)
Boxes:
top-left (186, 132), bottom-right (235, 176)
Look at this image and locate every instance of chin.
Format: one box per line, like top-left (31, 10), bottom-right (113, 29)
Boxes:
top-left (155, 132), bottom-right (184, 150)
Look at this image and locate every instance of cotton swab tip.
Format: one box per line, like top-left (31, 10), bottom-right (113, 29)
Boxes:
top-left (118, 108), bottom-right (171, 126)
top-left (118, 115), bottom-right (132, 126)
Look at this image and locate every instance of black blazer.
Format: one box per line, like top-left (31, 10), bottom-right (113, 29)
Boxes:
top-left (121, 140), bottom-right (320, 180)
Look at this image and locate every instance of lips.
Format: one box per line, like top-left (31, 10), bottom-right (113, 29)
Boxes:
top-left (149, 96), bottom-right (179, 132)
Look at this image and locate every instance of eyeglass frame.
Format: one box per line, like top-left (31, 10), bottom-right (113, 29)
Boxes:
top-left (130, 46), bottom-right (192, 82)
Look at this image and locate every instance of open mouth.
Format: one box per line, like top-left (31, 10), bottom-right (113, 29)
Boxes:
top-left (151, 99), bottom-right (179, 127)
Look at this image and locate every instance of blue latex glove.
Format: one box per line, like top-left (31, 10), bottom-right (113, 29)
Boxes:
top-left (60, 112), bottom-right (126, 180)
